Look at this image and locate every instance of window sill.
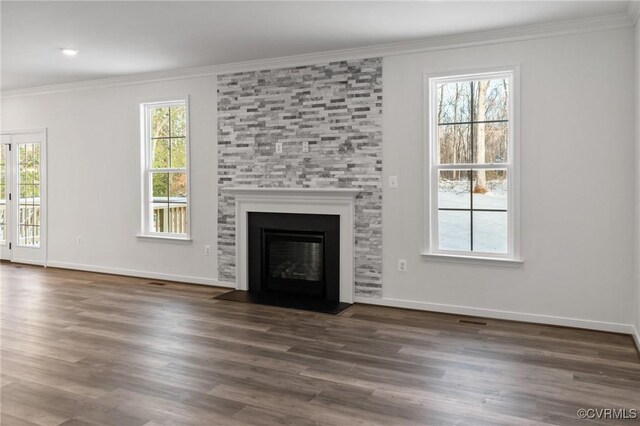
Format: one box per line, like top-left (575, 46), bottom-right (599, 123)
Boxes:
top-left (136, 234), bottom-right (192, 243)
top-left (11, 244), bottom-right (41, 250)
top-left (421, 252), bottom-right (523, 267)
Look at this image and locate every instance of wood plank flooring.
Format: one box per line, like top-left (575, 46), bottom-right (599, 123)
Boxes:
top-left (1, 262), bottom-right (639, 425)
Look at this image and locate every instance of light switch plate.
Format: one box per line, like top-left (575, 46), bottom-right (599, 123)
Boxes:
top-left (275, 142), bottom-right (283, 154)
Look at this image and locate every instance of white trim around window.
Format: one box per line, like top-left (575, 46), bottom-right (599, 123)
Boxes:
top-left (422, 66), bottom-right (521, 263)
top-left (139, 97), bottom-right (191, 241)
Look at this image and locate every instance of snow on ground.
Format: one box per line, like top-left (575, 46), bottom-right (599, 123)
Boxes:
top-left (437, 183), bottom-right (507, 253)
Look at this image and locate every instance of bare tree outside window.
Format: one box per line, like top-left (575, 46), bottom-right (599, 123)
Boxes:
top-left (432, 73), bottom-right (511, 254)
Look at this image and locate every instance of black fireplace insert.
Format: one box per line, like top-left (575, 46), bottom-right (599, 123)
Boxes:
top-left (248, 212), bottom-right (340, 303)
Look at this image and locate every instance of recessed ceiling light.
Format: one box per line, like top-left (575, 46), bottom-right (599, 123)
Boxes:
top-left (61, 48), bottom-right (79, 57)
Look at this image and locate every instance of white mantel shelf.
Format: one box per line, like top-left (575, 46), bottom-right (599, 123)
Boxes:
top-left (221, 187), bottom-right (361, 197)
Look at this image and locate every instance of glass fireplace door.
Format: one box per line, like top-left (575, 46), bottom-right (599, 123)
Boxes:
top-left (264, 230), bottom-right (325, 297)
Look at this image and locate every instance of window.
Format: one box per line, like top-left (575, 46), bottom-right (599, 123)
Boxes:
top-left (426, 70), bottom-right (519, 260)
top-left (141, 99), bottom-right (190, 238)
top-left (18, 143), bottom-right (41, 247)
top-left (0, 144), bottom-right (6, 245)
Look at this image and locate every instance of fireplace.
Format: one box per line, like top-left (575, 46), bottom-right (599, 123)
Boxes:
top-left (248, 212), bottom-right (340, 303)
top-left (216, 187), bottom-right (359, 313)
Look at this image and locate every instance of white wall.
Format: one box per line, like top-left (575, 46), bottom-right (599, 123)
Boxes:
top-left (382, 28), bottom-right (636, 331)
top-left (2, 27), bottom-right (637, 333)
top-left (1, 77), bottom-right (220, 285)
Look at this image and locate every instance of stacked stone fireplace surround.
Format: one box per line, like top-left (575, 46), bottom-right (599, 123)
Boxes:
top-left (217, 57), bottom-right (383, 297)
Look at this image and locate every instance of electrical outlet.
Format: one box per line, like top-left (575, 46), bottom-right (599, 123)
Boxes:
top-left (275, 142), bottom-right (283, 154)
top-left (302, 141), bottom-right (309, 153)
top-left (398, 259), bottom-right (407, 272)
top-left (389, 176), bottom-right (398, 188)
top-left (204, 245), bottom-right (212, 256)
top-left (76, 235), bottom-right (83, 246)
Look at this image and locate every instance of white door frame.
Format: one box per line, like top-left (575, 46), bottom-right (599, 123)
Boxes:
top-left (0, 138), bottom-right (11, 260)
top-left (0, 128), bottom-right (48, 266)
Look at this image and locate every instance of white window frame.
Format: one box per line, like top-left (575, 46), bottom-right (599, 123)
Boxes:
top-left (139, 97), bottom-right (191, 241)
top-left (0, 142), bottom-right (8, 248)
top-left (423, 67), bottom-right (521, 263)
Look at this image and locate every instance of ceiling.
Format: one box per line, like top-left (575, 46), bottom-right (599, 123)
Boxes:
top-left (0, 1), bottom-right (633, 91)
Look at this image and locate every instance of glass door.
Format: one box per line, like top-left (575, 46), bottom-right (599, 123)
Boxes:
top-left (0, 130), bottom-right (47, 265)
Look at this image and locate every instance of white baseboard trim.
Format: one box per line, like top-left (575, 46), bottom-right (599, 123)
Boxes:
top-left (9, 260), bottom-right (637, 339)
top-left (9, 258), bottom-right (46, 267)
top-left (45, 260), bottom-right (234, 288)
top-left (353, 296), bottom-right (635, 335)
top-left (633, 327), bottom-right (640, 353)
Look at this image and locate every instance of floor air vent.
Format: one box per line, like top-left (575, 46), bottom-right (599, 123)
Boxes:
top-left (147, 282), bottom-right (166, 286)
top-left (458, 319), bottom-right (487, 326)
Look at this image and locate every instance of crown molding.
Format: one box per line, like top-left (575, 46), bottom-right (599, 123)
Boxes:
top-left (1, 12), bottom-right (634, 99)
top-left (628, 1), bottom-right (640, 25)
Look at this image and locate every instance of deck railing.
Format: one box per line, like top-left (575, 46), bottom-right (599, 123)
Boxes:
top-left (152, 202), bottom-right (187, 234)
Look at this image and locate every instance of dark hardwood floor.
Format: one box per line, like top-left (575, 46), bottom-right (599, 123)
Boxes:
top-left (1, 262), bottom-right (638, 425)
